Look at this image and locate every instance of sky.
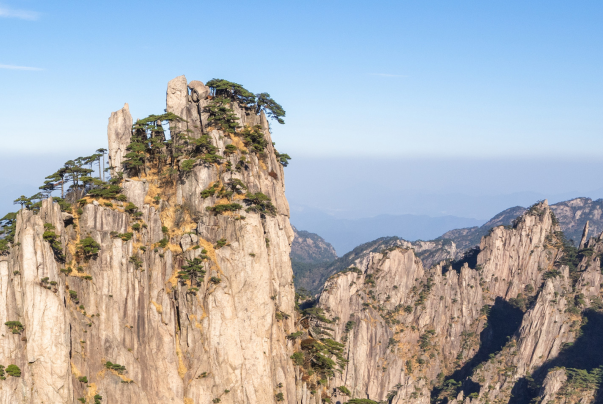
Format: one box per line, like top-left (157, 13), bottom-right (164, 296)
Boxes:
top-left (1, 1), bottom-right (602, 228)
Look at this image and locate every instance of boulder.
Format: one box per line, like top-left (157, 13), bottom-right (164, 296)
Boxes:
top-left (188, 80), bottom-right (210, 102)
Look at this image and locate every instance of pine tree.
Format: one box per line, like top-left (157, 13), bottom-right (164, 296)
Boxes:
top-left (45, 167), bottom-right (68, 198)
top-left (255, 92), bottom-right (286, 124)
top-left (96, 148), bottom-right (107, 181)
top-left (13, 195), bottom-right (29, 210)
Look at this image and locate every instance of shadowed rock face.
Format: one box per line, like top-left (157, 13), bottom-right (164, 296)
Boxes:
top-left (309, 201), bottom-right (603, 404)
top-left (291, 227), bottom-right (337, 264)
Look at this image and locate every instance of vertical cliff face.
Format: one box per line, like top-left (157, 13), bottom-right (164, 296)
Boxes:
top-left (0, 76), bottom-right (298, 404)
top-left (3, 77), bottom-right (603, 404)
top-left (311, 201), bottom-right (603, 404)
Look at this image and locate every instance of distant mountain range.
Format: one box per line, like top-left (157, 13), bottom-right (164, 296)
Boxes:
top-left (291, 197), bottom-right (603, 293)
top-left (289, 208), bottom-right (484, 255)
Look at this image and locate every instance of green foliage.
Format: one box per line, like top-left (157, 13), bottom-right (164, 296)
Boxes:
top-left (13, 193), bottom-right (45, 212)
top-left (290, 352), bottom-right (304, 366)
top-left (554, 230), bottom-right (582, 285)
top-left (178, 257), bottom-right (206, 286)
top-left (509, 293), bottom-right (530, 312)
top-left (184, 134), bottom-right (218, 157)
top-left (205, 79), bottom-right (286, 125)
top-left (206, 203), bottom-right (242, 215)
top-left (292, 307), bottom-right (348, 380)
top-left (244, 192), bottom-right (276, 216)
top-left (239, 125), bottom-right (268, 155)
top-left (255, 92), bottom-right (286, 124)
top-left (206, 79), bottom-right (256, 106)
top-left (210, 276), bottom-right (221, 284)
top-left (419, 329), bottom-right (436, 351)
top-left (201, 153), bottom-right (222, 164)
top-left (13, 195), bottom-right (30, 210)
top-left (43, 223), bottom-right (65, 261)
top-left (224, 144), bottom-right (237, 154)
top-left (93, 394), bottom-right (102, 404)
top-left (124, 202), bottom-right (137, 214)
top-left (226, 178), bottom-right (247, 194)
top-left (129, 255), bottom-right (143, 269)
top-left (124, 112), bottom-right (186, 175)
top-left (275, 392), bottom-right (284, 401)
top-left (275, 151), bottom-right (291, 167)
top-left (346, 399), bottom-right (378, 404)
top-left (558, 367), bottom-right (603, 397)
top-left (115, 232), bottom-right (133, 241)
top-left (77, 237), bottom-right (101, 259)
top-left (364, 274), bottom-right (375, 287)
top-left (104, 361), bottom-right (126, 374)
top-left (287, 331), bottom-right (303, 340)
top-left (86, 182), bottom-right (123, 199)
top-left (78, 376), bottom-right (88, 383)
top-left (52, 197), bottom-right (73, 213)
top-left (5, 321), bottom-right (23, 334)
top-left (205, 97), bottom-right (240, 133)
top-left (216, 238), bottom-right (228, 248)
top-left (158, 238), bottom-right (169, 248)
top-left (302, 307), bottom-right (332, 324)
top-left (344, 321), bottom-right (355, 333)
top-left (181, 159), bottom-right (196, 172)
top-left (0, 212), bottom-right (17, 253)
top-left (201, 183), bottom-right (219, 199)
top-left (543, 268), bottom-right (563, 280)
top-left (69, 290), bottom-right (78, 300)
top-left (337, 386), bottom-right (351, 396)
top-left (415, 277), bottom-right (434, 307)
top-left (6, 364), bottom-right (20, 378)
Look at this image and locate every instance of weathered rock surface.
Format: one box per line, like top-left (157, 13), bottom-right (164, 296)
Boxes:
top-left (5, 75), bottom-right (603, 404)
top-left (107, 103), bottom-right (133, 174)
top-left (0, 76), bottom-right (298, 404)
top-left (306, 201), bottom-right (603, 404)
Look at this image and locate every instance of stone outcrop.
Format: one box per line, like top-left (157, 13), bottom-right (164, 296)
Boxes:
top-left (107, 103), bottom-right (133, 174)
top-left (0, 76), bottom-right (297, 404)
top-left (4, 75), bottom-right (603, 404)
top-left (307, 201), bottom-right (603, 404)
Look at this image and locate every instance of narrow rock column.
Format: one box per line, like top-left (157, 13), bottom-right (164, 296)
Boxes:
top-left (579, 220), bottom-right (590, 249)
top-left (107, 103), bottom-right (133, 175)
top-left (166, 75), bottom-right (189, 136)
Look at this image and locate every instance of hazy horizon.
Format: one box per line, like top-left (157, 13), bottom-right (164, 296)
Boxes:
top-left (2, 1), bottom-right (602, 252)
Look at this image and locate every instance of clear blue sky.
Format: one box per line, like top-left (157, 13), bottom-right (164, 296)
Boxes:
top-left (2, 0), bottom-right (601, 157)
top-left (1, 1), bottom-right (602, 222)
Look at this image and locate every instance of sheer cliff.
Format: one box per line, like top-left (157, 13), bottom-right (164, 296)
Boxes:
top-left (312, 201), bottom-right (603, 404)
top-left (2, 76), bottom-right (603, 404)
top-left (0, 76), bottom-right (298, 404)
